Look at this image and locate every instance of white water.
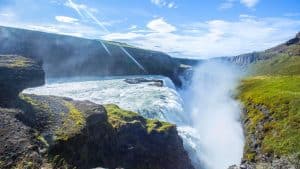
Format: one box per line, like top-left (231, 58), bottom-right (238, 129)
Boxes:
top-left (23, 62), bottom-right (244, 169)
top-left (180, 61), bottom-right (244, 169)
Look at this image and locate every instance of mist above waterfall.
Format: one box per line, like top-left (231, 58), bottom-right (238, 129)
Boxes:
top-left (181, 61), bottom-right (244, 169)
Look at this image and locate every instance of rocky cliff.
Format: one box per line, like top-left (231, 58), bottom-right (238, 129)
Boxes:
top-left (0, 55), bottom-right (44, 107)
top-left (223, 32), bottom-right (300, 66)
top-left (0, 26), bottom-right (182, 86)
top-left (0, 55), bottom-right (194, 169)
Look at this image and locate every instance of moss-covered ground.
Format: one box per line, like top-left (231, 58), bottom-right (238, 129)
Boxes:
top-left (55, 101), bottom-right (85, 141)
top-left (0, 55), bottom-right (33, 68)
top-left (238, 76), bottom-right (300, 156)
top-left (104, 104), bottom-right (174, 133)
top-left (237, 38), bottom-right (300, 162)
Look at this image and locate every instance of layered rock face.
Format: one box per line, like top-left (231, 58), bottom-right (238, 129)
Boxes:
top-left (0, 26), bottom-right (182, 86)
top-left (222, 32), bottom-right (300, 66)
top-left (0, 55), bottom-right (44, 107)
top-left (0, 55), bottom-right (194, 169)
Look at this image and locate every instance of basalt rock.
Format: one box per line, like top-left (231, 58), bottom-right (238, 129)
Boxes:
top-left (0, 55), bottom-right (44, 107)
top-left (0, 55), bottom-right (194, 169)
top-left (16, 95), bottom-right (194, 169)
top-left (124, 77), bottom-right (164, 87)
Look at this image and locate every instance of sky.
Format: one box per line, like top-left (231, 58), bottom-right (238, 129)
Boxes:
top-left (0, 0), bottom-right (300, 58)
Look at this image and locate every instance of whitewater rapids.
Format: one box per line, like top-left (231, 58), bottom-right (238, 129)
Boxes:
top-left (23, 65), bottom-right (244, 169)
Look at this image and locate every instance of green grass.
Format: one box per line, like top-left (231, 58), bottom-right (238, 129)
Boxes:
top-left (104, 104), bottom-right (174, 133)
top-left (250, 55), bottom-right (300, 76)
top-left (238, 76), bottom-right (300, 156)
top-left (238, 43), bottom-right (300, 160)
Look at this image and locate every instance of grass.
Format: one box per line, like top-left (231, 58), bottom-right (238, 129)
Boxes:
top-left (238, 76), bottom-right (300, 157)
top-left (250, 55), bottom-right (300, 76)
top-left (19, 94), bottom-right (50, 111)
top-left (55, 101), bottom-right (85, 141)
top-left (238, 42), bottom-right (300, 160)
top-left (0, 55), bottom-right (33, 68)
top-left (104, 104), bottom-right (174, 133)
top-left (146, 119), bottom-right (175, 133)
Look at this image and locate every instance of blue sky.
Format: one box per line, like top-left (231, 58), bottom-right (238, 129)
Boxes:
top-left (0, 0), bottom-right (300, 58)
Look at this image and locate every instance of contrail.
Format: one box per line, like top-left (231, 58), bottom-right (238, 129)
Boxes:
top-left (120, 46), bottom-right (146, 72)
top-left (67, 0), bottom-right (84, 18)
top-left (66, 0), bottom-right (146, 72)
top-left (82, 8), bottom-right (110, 34)
top-left (99, 40), bottom-right (112, 56)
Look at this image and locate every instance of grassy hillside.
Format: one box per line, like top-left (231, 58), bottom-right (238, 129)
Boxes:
top-left (249, 54), bottom-right (300, 76)
top-left (237, 33), bottom-right (300, 165)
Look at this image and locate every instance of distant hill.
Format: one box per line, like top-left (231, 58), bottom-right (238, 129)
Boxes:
top-left (0, 26), bottom-right (182, 86)
top-left (226, 32), bottom-right (300, 66)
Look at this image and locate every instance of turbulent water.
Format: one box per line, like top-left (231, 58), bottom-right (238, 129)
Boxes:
top-left (180, 61), bottom-right (244, 169)
top-left (23, 63), bottom-right (244, 169)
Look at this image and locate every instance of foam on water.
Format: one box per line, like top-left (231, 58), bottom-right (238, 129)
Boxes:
top-left (23, 69), bottom-right (243, 169)
top-left (24, 76), bottom-right (186, 124)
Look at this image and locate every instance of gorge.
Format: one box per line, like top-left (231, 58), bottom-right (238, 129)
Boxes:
top-left (0, 26), bottom-right (299, 169)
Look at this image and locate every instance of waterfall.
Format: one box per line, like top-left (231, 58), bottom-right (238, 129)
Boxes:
top-left (180, 61), bottom-right (244, 169)
top-left (23, 66), bottom-right (244, 169)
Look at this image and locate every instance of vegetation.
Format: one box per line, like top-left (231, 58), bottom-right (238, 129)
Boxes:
top-left (19, 94), bottom-right (50, 111)
top-left (0, 55), bottom-right (33, 68)
top-left (104, 104), bottom-right (174, 133)
top-left (237, 38), bottom-right (300, 163)
top-left (238, 76), bottom-right (300, 156)
top-left (55, 101), bottom-right (85, 141)
top-left (250, 54), bottom-right (300, 76)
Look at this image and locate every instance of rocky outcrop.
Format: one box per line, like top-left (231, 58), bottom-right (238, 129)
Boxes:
top-left (238, 104), bottom-right (299, 169)
top-left (0, 55), bottom-right (194, 169)
top-left (10, 95), bottom-right (194, 169)
top-left (124, 77), bottom-right (164, 87)
top-left (0, 26), bottom-right (182, 86)
top-left (0, 55), bottom-right (44, 107)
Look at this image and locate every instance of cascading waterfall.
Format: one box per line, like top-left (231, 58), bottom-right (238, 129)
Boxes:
top-left (23, 61), bottom-right (244, 169)
top-left (180, 61), bottom-right (244, 169)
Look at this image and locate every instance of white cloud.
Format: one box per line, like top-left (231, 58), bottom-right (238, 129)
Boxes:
top-left (147, 18), bottom-right (176, 33)
top-left (219, 0), bottom-right (235, 10)
top-left (103, 17), bottom-right (300, 59)
top-left (219, 0), bottom-right (259, 10)
top-left (129, 25), bottom-right (138, 30)
top-left (150, 0), bottom-right (177, 8)
top-left (240, 0), bottom-right (259, 8)
top-left (284, 12), bottom-right (300, 17)
top-left (103, 32), bottom-right (143, 40)
top-left (55, 16), bottom-right (78, 24)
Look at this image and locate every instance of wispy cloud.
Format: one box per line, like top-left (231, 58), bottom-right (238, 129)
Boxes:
top-left (284, 12), bottom-right (300, 17)
top-left (219, 0), bottom-right (260, 10)
top-left (219, 0), bottom-right (235, 10)
top-left (150, 0), bottom-right (177, 8)
top-left (103, 16), bottom-right (300, 58)
top-left (55, 16), bottom-right (78, 24)
top-left (240, 0), bottom-right (260, 8)
top-left (63, 0), bottom-right (121, 34)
